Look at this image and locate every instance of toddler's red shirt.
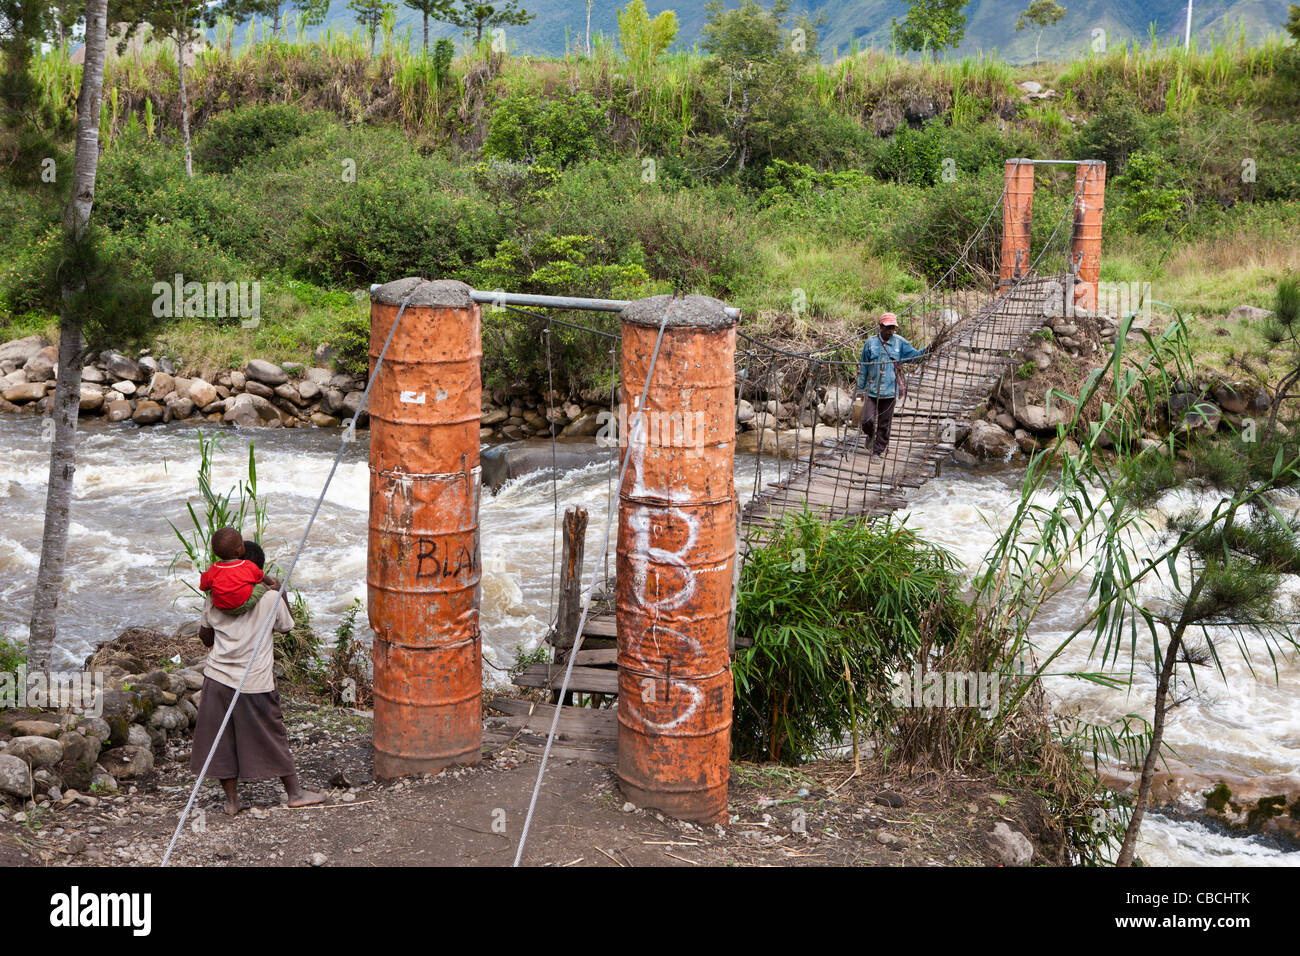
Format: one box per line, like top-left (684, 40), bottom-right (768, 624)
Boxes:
top-left (199, 559), bottom-right (265, 610)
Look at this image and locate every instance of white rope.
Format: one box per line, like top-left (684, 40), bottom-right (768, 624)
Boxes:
top-left (512, 311), bottom-right (670, 866)
top-left (161, 288), bottom-right (418, 866)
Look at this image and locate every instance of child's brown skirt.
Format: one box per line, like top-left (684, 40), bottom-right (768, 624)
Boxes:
top-left (189, 676), bottom-right (295, 781)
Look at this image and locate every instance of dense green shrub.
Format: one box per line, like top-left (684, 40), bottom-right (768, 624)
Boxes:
top-left (1112, 151), bottom-right (1191, 233)
top-left (884, 169), bottom-right (1004, 281)
top-left (1070, 102), bottom-right (1159, 175)
top-left (194, 105), bottom-right (322, 174)
top-left (483, 89), bottom-right (609, 168)
top-left (293, 178), bottom-right (501, 285)
top-left (733, 511), bottom-right (970, 764)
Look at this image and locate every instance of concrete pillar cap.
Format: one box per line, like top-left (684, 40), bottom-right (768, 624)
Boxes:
top-left (371, 278), bottom-right (475, 308)
top-left (621, 294), bottom-right (735, 330)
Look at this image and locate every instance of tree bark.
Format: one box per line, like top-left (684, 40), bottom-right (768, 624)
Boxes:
top-left (423, 12), bottom-right (429, 51)
top-left (1116, 509), bottom-right (1235, 867)
top-left (27, 0), bottom-right (108, 670)
top-left (177, 34), bottom-right (193, 178)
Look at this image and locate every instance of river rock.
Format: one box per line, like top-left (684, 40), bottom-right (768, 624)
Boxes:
top-left (79, 386), bottom-right (104, 411)
top-left (55, 731), bottom-right (100, 790)
top-left (964, 420), bottom-right (1017, 461)
top-left (1181, 401), bottom-right (1221, 434)
top-left (243, 379), bottom-right (275, 399)
top-left (1212, 384), bottom-right (1250, 415)
top-left (3, 382), bottom-right (50, 403)
top-left (104, 353), bottom-right (142, 382)
top-left (132, 400), bottom-right (165, 425)
top-left (986, 822), bottom-right (1034, 865)
top-left (560, 409), bottom-right (602, 438)
top-left (167, 396), bottom-right (195, 420)
top-left (820, 387), bottom-right (855, 422)
top-left (274, 382), bottom-right (302, 405)
top-left (297, 379), bottom-right (321, 402)
top-left (224, 401), bottom-right (261, 428)
top-left (81, 365), bottom-right (105, 383)
top-left (148, 372), bottom-right (175, 400)
top-left (1226, 305), bottom-right (1271, 323)
top-left (99, 745), bottom-right (153, 780)
top-left (321, 387), bottom-right (345, 416)
top-left (0, 754), bottom-right (32, 798)
top-left (23, 349), bottom-right (56, 382)
top-left (126, 724), bottom-right (153, 752)
top-left (481, 407), bottom-right (508, 426)
top-left (8, 719), bottom-right (62, 739)
top-left (1015, 403), bottom-right (1068, 433)
top-left (188, 378), bottom-right (217, 407)
top-left (76, 717), bottom-right (111, 744)
top-left (7, 735), bottom-right (64, 768)
top-left (341, 391), bottom-right (368, 423)
top-left (245, 359), bottom-right (288, 386)
top-left (0, 335), bottom-right (45, 366)
top-left (98, 690), bottom-right (140, 746)
top-left (310, 412), bottom-right (341, 428)
top-left (480, 439), bottom-right (615, 491)
top-left (149, 705), bottom-right (188, 731)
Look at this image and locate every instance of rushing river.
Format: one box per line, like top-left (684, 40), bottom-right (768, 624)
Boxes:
top-left (0, 415), bottom-right (1296, 866)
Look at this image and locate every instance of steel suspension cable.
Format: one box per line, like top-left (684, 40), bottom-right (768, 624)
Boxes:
top-left (512, 310), bottom-right (671, 867)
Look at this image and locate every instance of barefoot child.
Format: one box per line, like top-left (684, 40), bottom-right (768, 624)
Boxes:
top-left (199, 527), bottom-right (269, 615)
top-left (190, 539), bottom-right (325, 815)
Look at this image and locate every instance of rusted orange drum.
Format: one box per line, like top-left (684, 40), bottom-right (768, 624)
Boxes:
top-left (1071, 160), bottom-right (1106, 312)
top-left (616, 295), bottom-right (736, 823)
top-left (1000, 158), bottom-right (1035, 291)
top-left (368, 278), bottom-right (483, 778)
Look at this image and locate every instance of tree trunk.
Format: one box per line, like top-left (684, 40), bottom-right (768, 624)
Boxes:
top-left (274, 4), bottom-right (282, 34)
top-left (423, 12), bottom-right (429, 51)
top-left (585, 0), bottom-right (592, 56)
top-left (1115, 621), bottom-right (1185, 866)
top-left (27, 0), bottom-right (108, 670)
top-left (177, 35), bottom-right (193, 178)
top-left (1116, 523), bottom-right (1225, 866)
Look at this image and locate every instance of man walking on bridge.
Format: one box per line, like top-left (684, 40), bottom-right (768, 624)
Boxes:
top-left (854, 312), bottom-right (925, 456)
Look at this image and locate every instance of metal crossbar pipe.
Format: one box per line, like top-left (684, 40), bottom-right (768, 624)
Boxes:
top-left (368, 285), bottom-right (742, 320)
top-left (1013, 158), bottom-right (1102, 165)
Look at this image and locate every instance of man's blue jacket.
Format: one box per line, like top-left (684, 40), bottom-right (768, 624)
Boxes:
top-left (856, 333), bottom-right (925, 398)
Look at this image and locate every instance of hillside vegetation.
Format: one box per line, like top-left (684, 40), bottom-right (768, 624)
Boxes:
top-left (2, 11), bottom-right (1298, 392)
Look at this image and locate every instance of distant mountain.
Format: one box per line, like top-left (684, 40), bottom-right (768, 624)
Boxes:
top-left (283, 0), bottom-right (1293, 61)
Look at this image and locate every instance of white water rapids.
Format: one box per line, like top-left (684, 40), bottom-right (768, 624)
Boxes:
top-left (0, 416), bottom-right (1295, 865)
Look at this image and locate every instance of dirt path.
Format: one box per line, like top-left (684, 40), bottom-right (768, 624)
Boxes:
top-left (1, 701), bottom-right (1051, 867)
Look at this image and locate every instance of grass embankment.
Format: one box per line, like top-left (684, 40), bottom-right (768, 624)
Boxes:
top-left (2, 25), bottom-right (1297, 391)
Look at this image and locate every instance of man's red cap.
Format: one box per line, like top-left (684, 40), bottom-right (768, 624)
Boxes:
top-left (880, 312), bottom-right (898, 326)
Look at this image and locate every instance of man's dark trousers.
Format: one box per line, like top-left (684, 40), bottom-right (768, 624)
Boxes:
top-left (860, 395), bottom-right (896, 455)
